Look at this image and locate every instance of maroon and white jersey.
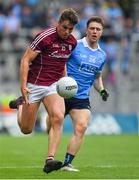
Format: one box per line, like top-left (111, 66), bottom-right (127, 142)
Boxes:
top-left (27, 27), bottom-right (77, 86)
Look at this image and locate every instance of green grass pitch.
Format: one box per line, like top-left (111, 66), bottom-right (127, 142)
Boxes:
top-left (0, 134), bottom-right (139, 179)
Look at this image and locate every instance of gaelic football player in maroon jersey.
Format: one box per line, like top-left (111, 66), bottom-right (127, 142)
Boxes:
top-left (9, 8), bottom-right (78, 173)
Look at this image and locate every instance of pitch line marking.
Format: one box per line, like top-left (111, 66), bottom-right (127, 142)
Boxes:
top-left (0, 165), bottom-right (139, 169)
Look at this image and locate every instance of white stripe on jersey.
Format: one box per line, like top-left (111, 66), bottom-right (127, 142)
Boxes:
top-left (30, 28), bottom-right (56, 49)
top-left (30, 30), bottom-right (55, 50)
top-left (30, 27), bottom-right (55, 46)
top-left (32, 28), bottom-right (56, 46)
top-left (30, 28), bottom-right (56, 50)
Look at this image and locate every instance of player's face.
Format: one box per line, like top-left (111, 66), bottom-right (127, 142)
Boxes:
top-left (86, 22), bottom-right (103, 43)
top-left (57, 20), bottom-right (74, 39)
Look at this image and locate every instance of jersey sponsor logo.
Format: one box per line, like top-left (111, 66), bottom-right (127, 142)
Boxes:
top-left (48, 50), bottom-right (71, 59)
top-left (79, 62), bottom-right (98, 75)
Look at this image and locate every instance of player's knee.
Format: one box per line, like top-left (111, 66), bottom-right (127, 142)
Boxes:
top-left (75, 123), bottom-right (87, 136)
top-left (51, 113), bottom-right (64, 126)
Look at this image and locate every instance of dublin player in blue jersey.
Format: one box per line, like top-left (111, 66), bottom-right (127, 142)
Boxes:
top-left (47, 16), bottom-right (109, 172)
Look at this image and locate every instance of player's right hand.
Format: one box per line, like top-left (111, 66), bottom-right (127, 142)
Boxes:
top-left (21, 87), bottom-right (31, 105)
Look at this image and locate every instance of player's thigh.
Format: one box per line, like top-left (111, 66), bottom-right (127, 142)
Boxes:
top-left (21, 102), bottom-right (40, 128)
top-left (70, 109), bottom-right (91, 127)
top-left (43, 94), bottom-right (65, 119)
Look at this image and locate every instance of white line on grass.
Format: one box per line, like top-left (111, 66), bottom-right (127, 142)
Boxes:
top-left (0, 165), bottom-right (139, 169)
top-left (96, 164), bottom-right (139, 168)
top-left (0, 165), bottom-right (41, 169)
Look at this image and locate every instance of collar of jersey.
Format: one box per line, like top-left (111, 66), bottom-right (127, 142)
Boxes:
top-left (82, 37), bottom-right (101, 52)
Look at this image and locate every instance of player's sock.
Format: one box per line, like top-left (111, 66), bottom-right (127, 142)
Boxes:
top-left (46, 155), bottom-right (54, 162)
top-left (63, 152), bottom-right (75, 166)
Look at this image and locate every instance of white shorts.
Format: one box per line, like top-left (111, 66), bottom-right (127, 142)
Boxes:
top-left (27, 82), bottom-right (57, 103)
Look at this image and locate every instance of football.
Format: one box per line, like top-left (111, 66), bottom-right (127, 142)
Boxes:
top-left (56, 77), bottom-right (78, 98)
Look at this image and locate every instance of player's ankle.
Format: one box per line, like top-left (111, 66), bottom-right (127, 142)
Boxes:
top-left (46, 155), bottom-right (54, 162)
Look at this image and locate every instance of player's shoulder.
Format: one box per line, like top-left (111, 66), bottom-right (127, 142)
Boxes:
top-left (39, 27), bottom-right (56, 34)
top-left (74, 38), bottom-right (84, 49)
top-left (77, 38), bottom-right (83, 44)
top-left (35, 27), bottom-right (56, 39)
top-left (69, 34), bottom-right (77, 44)
top-left (98, 45), bottom-right (107, 58)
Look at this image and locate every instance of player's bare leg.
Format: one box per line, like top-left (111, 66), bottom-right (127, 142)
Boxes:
top-left (17, 102), bottom-right (40, 134)
top-left (61, 109), bottom-right (90, 171)
top-left (43, 94), bottom-right (65, 173)
top-left (9, 97), bottom-right (41, 134)
top-left (43, 94), bottom-right (65, 156)
top-left (46, 116), bottom-right (51, 134)
top-left (67, 109), bottom-right (90, 154)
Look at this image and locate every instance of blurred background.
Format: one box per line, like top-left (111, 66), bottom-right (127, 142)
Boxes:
top-left (0, 0), bottom-right (139, 136)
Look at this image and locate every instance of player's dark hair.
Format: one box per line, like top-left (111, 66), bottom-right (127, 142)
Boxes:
top-left (59, 8), bottom-right (78, 25)
top-left (87, 16), bottom-right (104, 28)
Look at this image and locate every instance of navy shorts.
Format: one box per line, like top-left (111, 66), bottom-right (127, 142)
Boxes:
top-left (64, 97), bottom-right (91, 115)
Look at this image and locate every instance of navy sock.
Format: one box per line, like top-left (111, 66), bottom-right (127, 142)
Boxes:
top-left (63, 153), bottom-right (75, 165)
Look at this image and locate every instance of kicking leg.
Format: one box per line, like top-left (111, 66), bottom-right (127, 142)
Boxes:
top-left (18, 102), bottom-right (40, 134)
top-left (9, 96), bottom-right (40, 134)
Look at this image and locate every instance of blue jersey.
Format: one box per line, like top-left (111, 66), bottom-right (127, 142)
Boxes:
top-left (67, 37), bottom-right (107, 99)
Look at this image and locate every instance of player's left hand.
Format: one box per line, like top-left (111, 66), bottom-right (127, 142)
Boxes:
top-left (100, 89), bottom-right (109, 101)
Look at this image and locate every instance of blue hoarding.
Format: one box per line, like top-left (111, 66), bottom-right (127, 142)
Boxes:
top-left (63, 113), bottom-right (139, 134)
